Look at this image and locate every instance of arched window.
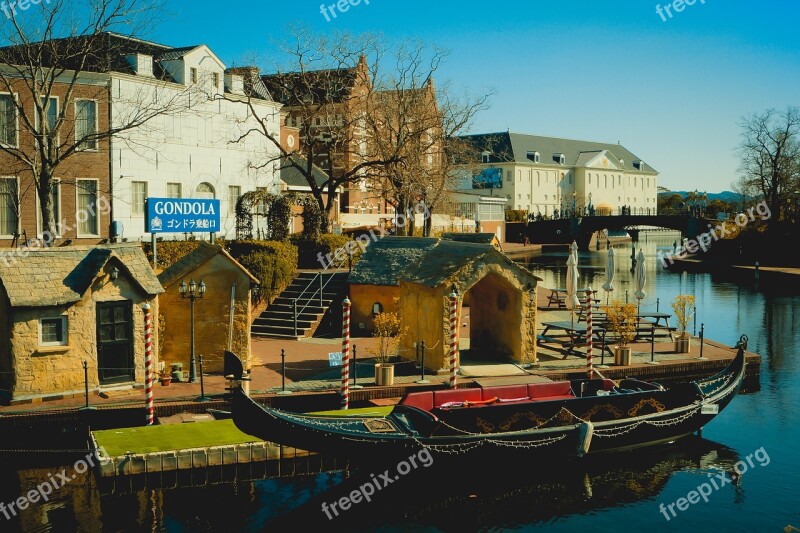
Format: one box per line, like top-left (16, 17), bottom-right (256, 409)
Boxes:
top-left (196, 182), bottom-right (215, 199)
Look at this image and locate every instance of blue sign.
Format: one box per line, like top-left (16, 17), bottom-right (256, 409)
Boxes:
top-left (473, 168), bottom-right (503, 189)
top-left (328, 352), bottom-right (343, 367)
top-left (146, 198), bottom-right (221, 234)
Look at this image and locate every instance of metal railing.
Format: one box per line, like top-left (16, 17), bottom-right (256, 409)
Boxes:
top-left (290, 249), bottom-right (353, 336)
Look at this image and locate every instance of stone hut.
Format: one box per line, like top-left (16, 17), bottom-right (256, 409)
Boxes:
top-left (347, 237), bottom-right (439, 333)
top-left (157, 242), bottom-right (258, 373)
top-left (397, 240), bottom-right (540, 371)
top-left (0, 244), bottom-right (163, 404)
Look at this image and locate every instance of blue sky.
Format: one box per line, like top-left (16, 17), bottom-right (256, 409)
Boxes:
top-left (145, 0), bottom-right (799, 193)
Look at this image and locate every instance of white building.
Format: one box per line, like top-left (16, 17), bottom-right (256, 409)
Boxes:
top-left (108, 35), bottom-right (282, 240)
top-left (457, 132), bottom-right (659, 217)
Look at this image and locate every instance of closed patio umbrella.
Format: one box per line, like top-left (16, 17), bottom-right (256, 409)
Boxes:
top-left (571, 241), bottom-right (580, 279)
top-left (566, 253), bottom-right (581, 328)
top-left (602, 248), bottom-right (615, 305)
top-left (634, 249), bottom-right (647, 315)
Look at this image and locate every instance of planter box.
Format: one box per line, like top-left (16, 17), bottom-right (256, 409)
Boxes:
top-left (375, 363), bottom-right (395, 386)
top-left (675, 333), bottom-right (691, 354)
top-left (614, 346), bottom-right (632, 366)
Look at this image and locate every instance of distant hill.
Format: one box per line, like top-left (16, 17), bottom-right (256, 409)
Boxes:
top-left (658, 190), bottom-right (744, 203)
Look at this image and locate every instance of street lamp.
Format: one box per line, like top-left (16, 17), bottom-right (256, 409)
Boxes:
top-left (588, 192), bottom-right (593, 215)
top-left (572, 191), bottom-right (577, 217)
top-left (179, 278), bottom-right (206, 385)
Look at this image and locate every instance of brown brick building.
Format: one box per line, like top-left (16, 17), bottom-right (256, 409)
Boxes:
top-left (0, 74), bottom-right (111, 247)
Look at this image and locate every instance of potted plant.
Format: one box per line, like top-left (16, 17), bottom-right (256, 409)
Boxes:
top-left (603, 301), bottom-right (637, 366)
top-left (672, 295), bottom-right (695, 353)
top-left (159, 369), bottom-right (172, 386)
top-left (368, 309), bottom-right (405, 386)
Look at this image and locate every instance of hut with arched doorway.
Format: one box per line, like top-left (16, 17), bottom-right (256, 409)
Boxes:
top-left (396, 240), bottom-right (541, 372)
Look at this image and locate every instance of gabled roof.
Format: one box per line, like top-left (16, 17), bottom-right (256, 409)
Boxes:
top-left (347, 237), bottom-right (439, 286)
top-left (0, 244), bottom-right (163, 308)
top-left (401, 240), bottom-right (540, 288)
top-left (156, 46), bottom-right (201, 62)
top-left (280, 154), bottom-right (329, 189)
top-left (460, 132), bottom-right (658, 174)
top-left (157, 242), bottom-right (258, 289)
top-left (261, 66), bottom-right (360, 106)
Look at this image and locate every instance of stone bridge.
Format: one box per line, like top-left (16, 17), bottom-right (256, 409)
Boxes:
top-left (524, 214), bottom-right (712, 251)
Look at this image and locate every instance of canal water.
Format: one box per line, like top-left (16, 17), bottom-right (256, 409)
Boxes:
top-left (1, 234), bottom-right (798, 532)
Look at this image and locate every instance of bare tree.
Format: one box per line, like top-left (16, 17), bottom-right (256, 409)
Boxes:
top-left (737, 106), bottom-right (800, 225)
top-left (0, 0), bottom-right (192, 242)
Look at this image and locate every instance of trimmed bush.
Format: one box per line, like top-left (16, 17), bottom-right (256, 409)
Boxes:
top-left (142, 240), bottom-right (203, 269)
top-left (225, 240), bottom-right (298, 304)
top-left (290, 233), bottom-right (356, 269)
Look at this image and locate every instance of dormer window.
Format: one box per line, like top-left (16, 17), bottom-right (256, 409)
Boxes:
top-left (553, 153), bottom-right (566, 165)
top-left (481, 151), bottom-right (491, 164)
top-left (527, 151), bottom-right (540, 163)
top-left (633, 160), bottom-right (644, 170)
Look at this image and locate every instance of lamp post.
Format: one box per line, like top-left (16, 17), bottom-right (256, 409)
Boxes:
top-left (179, 278), bottom-right (206, 384)
top-left (572, 191), bottom-right (577, 217)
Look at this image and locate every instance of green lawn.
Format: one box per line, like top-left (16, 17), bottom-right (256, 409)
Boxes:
top-left (93, 406), bottom-right (394, 457)
top-left (93, 420), bottom-right (261, 457)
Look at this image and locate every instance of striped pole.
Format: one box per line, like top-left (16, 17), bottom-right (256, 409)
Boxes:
top-left (143, 303), bottom-right (154, 426)
top-left (585, 287), bottom-right (593, 380)
top-left (449, 289), bottom-right (459, 389)
top-left (341, 298), bottom-right (351, 409)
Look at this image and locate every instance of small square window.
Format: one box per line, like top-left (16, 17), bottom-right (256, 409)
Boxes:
top-left (40, 317), bottom-right (67, 346)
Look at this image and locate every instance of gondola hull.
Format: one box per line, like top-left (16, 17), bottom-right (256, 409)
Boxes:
top-left (229, 339), bottom-right (746, 460)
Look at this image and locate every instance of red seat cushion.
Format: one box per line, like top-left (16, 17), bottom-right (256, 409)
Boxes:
top-left (400, 391), bottom-right (434, 411)
top-left (528, 381), bottom-right (573, 398)
top-left (433, 389), bottom-right (482, 407)
top-left (602, 379), bottom-right (616, 391)
top-left (481, 385), bottom-right (528, 401)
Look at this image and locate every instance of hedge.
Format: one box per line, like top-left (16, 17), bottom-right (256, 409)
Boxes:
top-left (142, 239), bottom-right (298, 305)
top-left (290, 233), bottom-right (356, 269)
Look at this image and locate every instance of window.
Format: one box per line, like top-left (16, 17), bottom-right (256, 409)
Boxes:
top-left (37, 180), bottom-right (61, 237)
top-left (166, 183), bottom-right (182, 198)
top-left (131, 181), bottom-right (147, 216)
top-left (196, 182), bottom-right (215, 199)
top-left (228, 185), bottom-right (241, 216)
top-left (37, 96), bottom-right (58, 139)
top-left (76, 179), bottom-right (99, 236)
top-left (0, 177), bottom-right (18, 236)
top-left (527, 151), bottom-right (540, 163)
top-left (481, 151), bottom-right (491, 164)
top-left (190, 67), bottom-right (198, 84)
top-left (506, 170), bottom-right (512, 182)
top-left (39, 317), bottom-right (67, 346)
top-left (75, 100), bottom-right (98, 150)
top-left (553, 153), bottom-right (566, 165)
top-left (212, 72), bottom-right (220, 89)
top-left (0, 93), bottom-right (17, 146)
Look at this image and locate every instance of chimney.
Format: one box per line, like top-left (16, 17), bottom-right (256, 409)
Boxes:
top-left (225, 73), bottom-right (244, 94)
top-left (126, 53), bottom-right (153, 77)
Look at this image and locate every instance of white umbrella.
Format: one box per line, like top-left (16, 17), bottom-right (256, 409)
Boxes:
top-left (634, 249), bottom-right (647, 315)
top-left (566, 253), bottom-right (581, 328)
top-left (602, 248), bottom-right (615, 305)
top-left (570, 241), bottom-right (580, 279)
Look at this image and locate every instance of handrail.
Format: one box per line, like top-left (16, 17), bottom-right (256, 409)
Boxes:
top-left (291, 249), bottom-right (353, 335)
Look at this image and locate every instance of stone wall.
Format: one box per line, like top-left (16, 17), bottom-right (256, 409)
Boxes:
top-left (159, 254), bottom-right (253, 374)
top-left (5, 263), bottom-right (158, 402)
top-left (349, 284), bottom-right (400, 335)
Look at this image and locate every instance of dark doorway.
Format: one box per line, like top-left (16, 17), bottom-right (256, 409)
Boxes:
top-left (97, 301), bottom-right (134, 385)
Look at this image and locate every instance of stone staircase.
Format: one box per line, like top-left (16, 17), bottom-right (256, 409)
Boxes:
top-left (252, 271), bottom-right (349, 339)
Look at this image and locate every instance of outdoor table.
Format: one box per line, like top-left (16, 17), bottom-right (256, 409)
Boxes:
top-left (635, 312), bottom-right (675, 339)
top-left (546, 288), bottom-right (567, 308)
top-left (539, 320), bottom-right (613, 359)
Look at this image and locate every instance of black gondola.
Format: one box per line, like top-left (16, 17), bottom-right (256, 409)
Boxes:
top-left (228, 335), bottom-right (747, 460)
